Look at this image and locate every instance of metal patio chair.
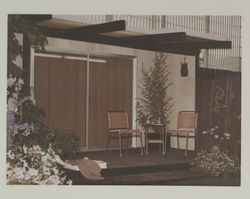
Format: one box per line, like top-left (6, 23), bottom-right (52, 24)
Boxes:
top-left (166, 111), bottom-right (198, 156)
top-left (106, 111), bottom-right (144, 157)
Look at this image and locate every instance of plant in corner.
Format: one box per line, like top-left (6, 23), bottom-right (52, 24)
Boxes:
top-left (7, 15), bottom-right (77, 184)
top-left (136, 52), bottom-right (173, 129)
top-left (192, 86), bottom-right (240, 178)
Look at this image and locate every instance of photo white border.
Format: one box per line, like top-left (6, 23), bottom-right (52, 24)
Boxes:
top-left (0, 0), bottom-right (249, 198)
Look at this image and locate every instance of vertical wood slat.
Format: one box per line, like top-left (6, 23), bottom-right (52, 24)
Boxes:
top-left (88, 56), bottom-right (133, 148)
top-left (34, 57), bottom-right (49, 124)
top-left (34, 57), bottom-right (87, 147)
top-left (22, 34), bottom-right (31, 86)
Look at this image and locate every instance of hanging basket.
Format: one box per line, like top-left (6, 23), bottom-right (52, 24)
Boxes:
top-left (181, 62), bottom-right (188, 77)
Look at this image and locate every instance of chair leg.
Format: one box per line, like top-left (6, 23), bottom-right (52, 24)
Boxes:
top-left (161, 132), bottom-right (165, 155)
top-left (164, 133), bottom-right (167, 155)
top-left (106, 135), bottom-right (110, 156)
top-left (126, 136), bottom-right (129, 153)
top-left (140, 134), bottom-right (144, 155)
top-left (177, 135), bottom-right (180, 150)
top-left (119, 133), bottom-right (122, 157)
top-left (185, 134), bottom-right (189, 156)
top-left (162, 132), bottom-right (165, 155)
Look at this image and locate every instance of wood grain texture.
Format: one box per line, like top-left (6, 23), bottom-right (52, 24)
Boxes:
top-left (88, 56), bottom-right (133, 148)
top-left (34, 57), bottom-right (87, 147)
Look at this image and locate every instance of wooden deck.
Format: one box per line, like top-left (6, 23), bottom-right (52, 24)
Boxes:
top-left (64, 148), bottom-right (209, 185)
top-left (75, 148), bottom-right (194, 168)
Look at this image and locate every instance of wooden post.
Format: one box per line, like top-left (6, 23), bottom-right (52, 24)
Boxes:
top-left (22, 34), bottom-right (31, 87)
top-left (195, 50), bottom-right (201, 152)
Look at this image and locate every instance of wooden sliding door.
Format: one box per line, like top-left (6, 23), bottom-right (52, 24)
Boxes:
top-left (34, 55), bottom-right (133, 150)
top-left (34, 56), bottom-right (87, 147)
top-left (88, 56), bottom-right (133, 149)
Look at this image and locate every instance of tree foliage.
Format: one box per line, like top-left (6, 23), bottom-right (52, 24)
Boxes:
top-left (7, 15), bottom-right (78, 159)
top-left (137, 53), bottom-right (173, 128)
top-left (8, 15), bottom-right (48, 78)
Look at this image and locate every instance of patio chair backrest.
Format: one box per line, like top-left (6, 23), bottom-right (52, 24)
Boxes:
top-left (107, 111), bottom-right (129, 130)
top-left (177, 111), bottom-right (198, 130)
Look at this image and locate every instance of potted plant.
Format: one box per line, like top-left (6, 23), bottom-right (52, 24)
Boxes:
top-left (136, 52), bottom-right (173, 129)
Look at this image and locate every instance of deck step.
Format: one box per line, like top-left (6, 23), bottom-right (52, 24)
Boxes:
top-left (69, 170), bottom-right (208, 185)
top-left (101, 162), bottom-right (191, 176)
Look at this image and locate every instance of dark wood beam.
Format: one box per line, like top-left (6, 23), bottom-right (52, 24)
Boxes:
top-left (22, 34), bottom-right (31, 86)
top-left (152, 40), bottom-right (231, 49)
top-left (37, 26), bottom-right (197, 55)
top-left (68, 20), bottom-right (126, 35)
top-left (36, 26), bottom-right (230, 55)
top-left (21, 14), bottom-right (52, 23)
top-left (185, 40), bottom-right (232, 49)
top-left (122, 32), bottom-right (187, 44)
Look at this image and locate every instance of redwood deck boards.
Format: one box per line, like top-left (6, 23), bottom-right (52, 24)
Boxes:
top-left (65, 149), bottom-right (208, 185)
top-left (74, 148), bottom-right (195, 169)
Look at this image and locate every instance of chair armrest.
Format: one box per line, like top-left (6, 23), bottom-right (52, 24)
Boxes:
top-left (167, 129), bottom-right (188, 133)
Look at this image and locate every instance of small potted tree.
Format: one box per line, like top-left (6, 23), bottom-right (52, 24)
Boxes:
top-left (136, 52), bottom-right (173, 137)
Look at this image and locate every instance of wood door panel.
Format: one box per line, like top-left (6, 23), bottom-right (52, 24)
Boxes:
top-left (88, 56), bottom-right (133, 148)
top-left (34, 57), bottom-right (87, 147)
top-left (34, 57), bottom-right (49, 124)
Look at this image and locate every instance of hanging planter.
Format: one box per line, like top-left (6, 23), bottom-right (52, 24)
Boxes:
top-left (181, 56), bottom-right (188, 77)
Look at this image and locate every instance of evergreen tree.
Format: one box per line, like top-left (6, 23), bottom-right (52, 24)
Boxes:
top-left (137, 53), bottom-right (173, 128)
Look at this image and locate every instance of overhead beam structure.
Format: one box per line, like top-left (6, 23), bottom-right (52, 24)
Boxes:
top-left (18, 15), bottom-right (232, 56)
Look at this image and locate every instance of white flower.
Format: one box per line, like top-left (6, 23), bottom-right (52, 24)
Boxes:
top-left (66, 179), bottom-right (73, 185)
top-left (28, 168), bottom-right (38, 177)
top-left (21, 159), bottom-right (28, 168)
top-left (52, 167), bottom-right (59, 175)
top-left (224, 132), bottom-right (231, 137)
top-left (7, 145), bottom-right (68, 185)
top-left (7, 76), bottom-right (16, 88)
top-left (17, 123), bottom-right (29, 130)
top-left (214, 134), bottom-right (219, 139)
top-left (7, 150), bottom-right (15, 160)
top-left (31, 145), bottom-right (42, 154)
top-left (23, 146), bottom-right (27, 154)
top-left (7, 98), bottom-right (18, 112)
top-left (43, 166), bottom-right (51, 176)
top-left (47, 175), bottom-right (61, 185)
top-left (13, 167), bottom-right (25, 179)
top-left (18, 78), bottom-right (24, 85)
top-left (54, 154), bottom-right (65, 166)
top-left (202, 131), bottom-right (207, 134)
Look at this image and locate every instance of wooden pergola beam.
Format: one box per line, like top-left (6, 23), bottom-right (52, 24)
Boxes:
top-left (23, 17), bottom-right (231, 55)
top-left (21, 14), bottom-right (52, 23)
top-left (69, 20), bottom-right (126, 35)
top-left (37, 26), bottom-right (198, 55)
top-left (122, 32), bottom-right (187, 43)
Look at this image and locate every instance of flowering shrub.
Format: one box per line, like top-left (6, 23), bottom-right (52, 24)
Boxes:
top-left (192, 149), bottom-right (235, 177)
top-left (193, 126), bottom-right (240, 177)
top-left (201, 126), bottom-right (232, 152)
top-left (7, 74), bottom-right (35, 146)
top-left (7, 145), bottom-right (72, 185)
top-left (6, 75), bottom-right (74, 184)
top-left (6, 16), bottom-right (76, 185)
